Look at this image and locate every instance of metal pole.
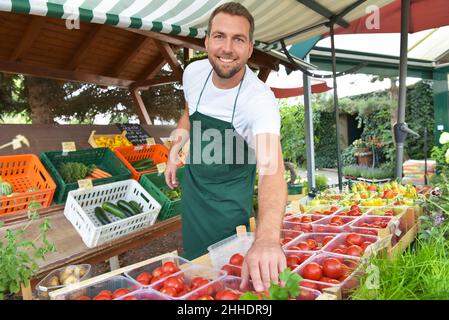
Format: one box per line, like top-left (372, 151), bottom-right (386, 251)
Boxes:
top-left (394, 0), bottom-right (411, 180)
top-left (329, 22), bottom-right (343, 191)
top-left (424, 127), bottom-right (428, 185)
top-left (303, 54), bottom-right (316, 191)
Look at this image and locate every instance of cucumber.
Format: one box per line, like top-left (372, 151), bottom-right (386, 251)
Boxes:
top-left (117, 200), bottom-right (139, 216)
top-left (95, 207), bottom-right (111, 225)
top-left (128, 200), bottom-right (143, 214)
top-left (102, 202), bottom-right (127, 219)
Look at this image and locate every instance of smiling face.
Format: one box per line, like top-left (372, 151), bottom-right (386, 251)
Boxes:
top-left (205, 12), bottom-right (254, 84)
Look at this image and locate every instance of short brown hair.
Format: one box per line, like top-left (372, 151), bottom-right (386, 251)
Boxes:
top-left (207, 2), bottom-right (255, 42)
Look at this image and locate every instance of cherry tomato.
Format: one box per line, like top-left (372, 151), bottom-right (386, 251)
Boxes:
top-left (346, 245), bottom-right (363, 257)
top-left (97, 290), bottom-right (113, 298)
top-left (299, 254), bottom-right (311, 264)
top-left (301, 224), bottom-right (313, 232)
top-left (346, 233), bottom-right (363, 246)
top-left (360, 241), bottom-right (373, 251)
top-left (160, 286), bottom-right (177, 297)
top-left (300, 281), bottom-right (319, 291)
top-left (163, 276), bottom-right (184, 293)
top-left (215, 289), bottom-right (240, 300)
top-left (197, 295), bottom-right (214, 300)
top-left (302, 262), bottom-right (322, 281)
top-left (322, 258), bottom-right (344, 279)
top-left (93, 294), bottom-right (111, 300)
top-left (112, 288), bottom-right (131, 299)
top-left (191, 277), bottom-right (207, 289)
top-left (77, 296), bottom-right (91, 300)
top-left (136, 272), bottom-right (152, 285)
top-left (152, 266), bottom-right (164, 278)
top-left (162, 261), bottom-right (179, 274)
top-left (229, 253), bottom-right (244, 266)
top-left (322, 236), bottom-right (334, 246)
top-left (287, 254), bottom-right (301, 268)
top-left (332, 248), bottom-right (346, 255)
top-left (281, 237), bottom-right (293, 246)
top-left (221, 264), bottom-right (234, 276)
top-left (232, 266), bottom-right (242, 277)
top-left (297, 242), bottom-right (310, 250)
top-left (122, 295), bottom-right (138, 300)
top-left (306, 239), bottom-right (318, 249)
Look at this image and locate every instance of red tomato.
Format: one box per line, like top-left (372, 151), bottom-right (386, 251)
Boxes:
top-left (190, 277), bottom-right (207, 289)
top-left (215, 289), bottom-right (240, 300)
top-left (287, 254), bottom-right (301, 268)
top-left (162, 261), bottom-right (179, 274)
top-left (77, 296), bottom-right (91, 300)
top-left (122, 295), bottom-right (138, 300)
top-left (160, 286), bottom-right (177, 297)
top-left (301, 225), bottom-right (313, 232)
top-left (384, 210), bottom-right (394, 216)
top-left (332, 248), bottom-right (346, 255)
top-left (301, 216), bottom-right (312, 223)
top-left (299, 254), bottom-right (311, 264)
top-left (298, 288), bottom-right (317, 300)
top-left (288, 245), bottom-right (301, 251)
top-left (297, 242), bottom-right (310, 250)
top-left (330, 206), bottom-right (339, 212)
top-left (163, 276), bottom-right (184, 293)
top-left (221, 264), bottom-right (234, 275)
top-left (311, 215), bottom-right (323, 221)
top-left (322, 258), bottom-right (344, 279)
top-left (346, 233), bottom-right (363, 246)
top-left (302, 262), bottom-right (322, 281)
top-left (350, 205), bottom-right (359, 211)
top-left (360, 241), bottom-right (372, 251)
top-left (97, 290), bottom-right (113, 298)
top-left (290, 217), bottom-right (301, 223)
top-left (197, 295), bottom-right (214, 300)
top-left (329, 222), bottom-right (342, 226)
top-left (152, 266), bottom-right (164, 278)
top-left (330, 216), bottom-right (343, 224)
top-left (300, 281), bottom-right (319, 291)
top-left (229, 253), bottom-right (244, 266)
top-left (322, 236), bottom-right (334, 246)
top-left (93, 295), bottom-right (111, 300)
top-left (306, 239), bottom-right (318, 249)
top-left (232, 266), bottom-right (242, 277)
top-left (136, 272), bottom-right (152, 285)
top-left (346, 245), bottom-right (363, 257)
top-left (281, 237), bottom-right (293, 246)
top-left (112, 288), bottom-right (131, 299)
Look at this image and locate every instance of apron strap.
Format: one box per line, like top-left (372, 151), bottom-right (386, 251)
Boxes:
top-left (230, 68), bottom-right (246, 127)
top-left (195, 69), bottom-right (213, 113)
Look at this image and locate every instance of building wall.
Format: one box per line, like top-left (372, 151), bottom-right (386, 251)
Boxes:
top-left (433, 66), bottom-right (449, 144)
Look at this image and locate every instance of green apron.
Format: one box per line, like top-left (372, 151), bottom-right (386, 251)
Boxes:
top-left (181, 68), bottom-right (256, 260)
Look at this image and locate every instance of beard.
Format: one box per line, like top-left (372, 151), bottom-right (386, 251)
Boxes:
top-left (209, 57), bottom-right (244, 79)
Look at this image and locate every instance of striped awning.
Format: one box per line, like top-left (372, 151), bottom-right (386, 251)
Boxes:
top-left (0, 0), bottom-right (394, 52)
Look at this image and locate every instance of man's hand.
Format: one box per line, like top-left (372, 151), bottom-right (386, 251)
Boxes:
top-left (165, 162), bottom-right (179, 190)
top-left (240, 238), bottom-right (287, 292)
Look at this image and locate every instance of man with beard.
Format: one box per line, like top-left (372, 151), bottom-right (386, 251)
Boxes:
top-left (165, 2), bottom-right (287, 292)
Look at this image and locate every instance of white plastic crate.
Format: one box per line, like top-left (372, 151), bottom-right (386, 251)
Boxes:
top-left (64, 179), bottom-right (161, 248)
top-left (207, 232), bottom-right (255, 270)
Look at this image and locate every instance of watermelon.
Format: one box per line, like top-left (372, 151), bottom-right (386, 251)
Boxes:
top-left (0, 177), bottom-right (13, 196)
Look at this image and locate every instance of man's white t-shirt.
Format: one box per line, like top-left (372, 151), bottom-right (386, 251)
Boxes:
top-left (182, 59), bottom-right (280, 149)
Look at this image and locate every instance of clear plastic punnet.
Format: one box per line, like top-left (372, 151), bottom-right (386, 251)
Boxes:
top-left (283, 214), bottom-right (327, 233)
top-left (303, 205), bottom-right (340, 216)
top-left (294, 252), bottom-right (363, 299)
top-left (365, 206), bottom-right (408, 217)
top-left (284, 250), bottom-right (317, 270)
top-left (283, 233), bottom-right (338, 252)
top-left (312, 215), bottom-right (357, 233)
top-left (333, 205), bottom-right (371, 217)
top-left (280, 229), bottom-right (303, 247)
top-left (50, 275), bottom-right (142, 300)
top-left (207, 232), bottom-right (255, 270)
top-left (321, 233), bottom-right (381, 258)
top-left (124, 254), bottom-right (193, 286)
top-left (115, 288), bottom-right (172, 300)
top-left (149, 265), bottom-right (227, 300)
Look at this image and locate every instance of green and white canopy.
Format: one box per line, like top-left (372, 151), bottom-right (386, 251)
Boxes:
top-left (0, 0), bottom-right (394, 51)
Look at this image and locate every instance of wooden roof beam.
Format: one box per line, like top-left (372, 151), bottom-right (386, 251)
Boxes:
top-left (66, 24), bottom-right (103, 70)
top-left (153, 40), bottom-right (183, 80)
top-left (10, 16), bottom-right (46, 61)
top-left (111, 36), bottom-right (153, 78)
top-left (137, 55), bottom-right (167, 82)
top-left (0, 60), bottom-right (132, 88)
top-left (130, 74), bottom-right (180, 91)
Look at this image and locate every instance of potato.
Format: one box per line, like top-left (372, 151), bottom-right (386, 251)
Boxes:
top-left (59, 266), bottom-right (75, 283)
top-left (62, 275), bottom-right (79, 286)
top-left (73, 265), bottom-right (87, 279)
top-left (46, 275), bottom-right (60, 287)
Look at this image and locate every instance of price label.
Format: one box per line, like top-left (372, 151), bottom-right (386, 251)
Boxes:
top-left (157, 163), bottom-right (166, 175)
top-left (78, 179), bottom-right (93, 190)
top-left (236, 225), bottom-right (247, 236)
top-left (134, 145), bottom-right (144, 151)
top-left (62, 141), bottom-right (76, 154)
top-left (146, 137), bottom-right (156, 146)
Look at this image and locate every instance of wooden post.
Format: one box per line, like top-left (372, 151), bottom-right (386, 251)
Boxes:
top-left (130, 88), bottom-right (152, 125)
top-left (21, 281), bottom-right (33, 300)
top-left (249, 217), bottom-right (257, 233)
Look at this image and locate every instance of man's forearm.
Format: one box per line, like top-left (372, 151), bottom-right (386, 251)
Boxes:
top-left (256, 171), bottom-right (287, 243)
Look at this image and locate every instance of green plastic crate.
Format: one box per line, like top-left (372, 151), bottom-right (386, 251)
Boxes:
top-left (139, 166), bottom-right (184, 221)
top-left (40, 148), bottom-right (131, 204)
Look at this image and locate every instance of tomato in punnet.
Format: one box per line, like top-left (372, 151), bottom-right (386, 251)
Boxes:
top-left (215, 289), bottom-right (240, 300)
top-left (300, 281), bottom-right (319, 291)
top-left (384, 210), bottom-right (394, 216)
top-left (77, 296), bottom-right (91, 300)
top-left (163, 276), bottom-right (184, 293)
top-left (288, 245), bottom-right (301, 251)
top-left (162, 261), bottom-right (179, 274)
top-left (330, 206), bottom-right (339, 212)
top-left (191, 277), bottom-right (207, 289)
top-left (346, 233), bottom-right (363, 246)
top-left (322, 236), bottom-right (334, 246)
top-left (221, 264), bottom-right (234, 275)
top-left (299, 254), bottom-right (311, 264)
top-left (298, 288), bottom-right (317, 300)
top-left (152, 266), bottom-right (164, 278)
top-left (297, 242), bottom-right (310, 250)
top-left (160, 286), bottom-right (177, 297)
top-left (332, 248), bottom-right (346, 255)
top-left (346, 245), bottom-right (363, 257)
top-left (301, 216), bottom-right (312, 223)
top-left (350, 205), bottom-right (359, 211)
top-left (287, 254), bottom-right (301, 267)
top-left (93, 294), bottom-right (111, 300)
top-left (320, 277), bottom-right (341, 285)
top-left (281, 237), bottom-right (293, 246)
top-left (312, 214), bottom-right (323, 221)
top-left (122, 295), bottom-right (138, 300)
top-left (229, 253), bottom-right (244, 266)
top-left (330, 216), bottom-right (343, 224)
top-left (322, 258), bottom-right (344, 279)
top-left (197, 295), bottom-right (214, 300)
top-left (112, 288), bottom-right (131, 299)
top-left (290, 217), bottom-right (301, 223)
top-left (97, 290), bottom-right (113, 298)
top-left (136, 272), bottom-right (152, 285)
top-left (302, 224), bottom-right (313, 232)
top-left (232, 266), bottom-right (242, 277)
top-left (306, 239), bottom-right (318, 249)
top-left (361, 241), bottom-right (372, 251)
top-left (302, 262), bottom-right (322, 281)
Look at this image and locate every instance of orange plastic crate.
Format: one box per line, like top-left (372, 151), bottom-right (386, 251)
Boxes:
top-left (0, 154), bottom-right (56, 215)
top-left (113, 144), bottom-right (169, 181)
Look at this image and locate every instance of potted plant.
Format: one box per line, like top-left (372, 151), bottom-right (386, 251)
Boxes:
top-left (353, 139), bottom-right (373, 166)
top-left (0, 203), bottom-right (56, 300)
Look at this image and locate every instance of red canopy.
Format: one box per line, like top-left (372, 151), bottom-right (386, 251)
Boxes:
top-left (270, 82), bottom-right (332, 99)
top-left (331, 0), bottom-right (449, 35)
